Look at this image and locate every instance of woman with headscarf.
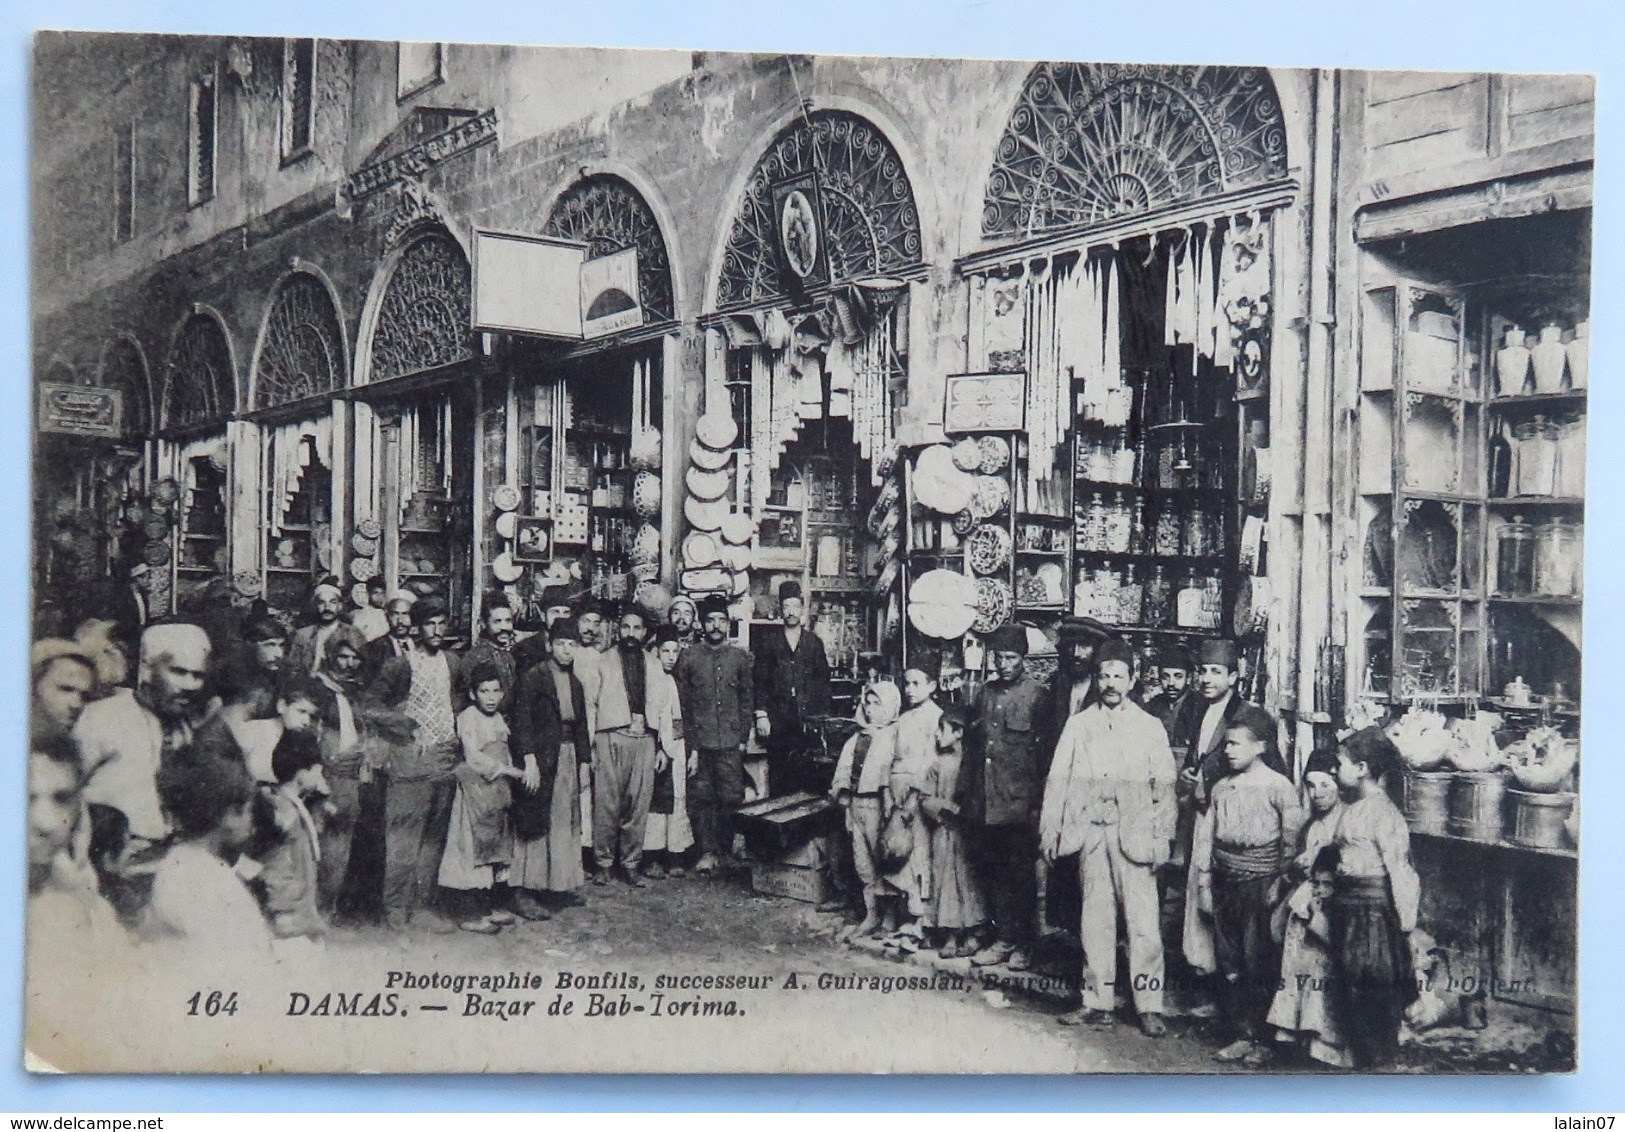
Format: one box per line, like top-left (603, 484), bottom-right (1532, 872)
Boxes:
top-left (829, 681), bottom-right (903, 939)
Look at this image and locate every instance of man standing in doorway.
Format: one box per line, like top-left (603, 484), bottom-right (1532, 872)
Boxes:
top-left (368, 595), bottom-right (463, 932)
top-left (580, 607), bottom-right (661, 886)
top-left (955, 624), bottom-right (1051, 971)
top-left (753, 581), bottom-right (832, 798)
top-left (364, 594), bottom-right (416, 682)
top-left (673, 594), bottom-right (754, 875)
top-left (1041, 639), bottom-right (1177, 1036)
top-left (288, 579), bottom-right (347, 677)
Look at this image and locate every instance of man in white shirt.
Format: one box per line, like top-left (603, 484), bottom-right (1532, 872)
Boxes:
top-left (1040, 639), bottom-right (1177, 1037)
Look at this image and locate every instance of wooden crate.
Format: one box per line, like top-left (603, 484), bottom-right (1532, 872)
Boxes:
top-left (751, 861), bottom-right (829, 904)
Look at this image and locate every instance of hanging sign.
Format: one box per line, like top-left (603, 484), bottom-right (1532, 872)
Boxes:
top-left (770, 172), bottom-right (830, 292)
top-left (471, 228), bottom-right (586, 338)
top-left (580, 247), bottom-right (643, 339)
top-left (38, 383), bottom-right (122, 438)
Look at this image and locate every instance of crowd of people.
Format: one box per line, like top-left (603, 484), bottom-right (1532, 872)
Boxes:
top-left (28, 571), bottom-right (1423, 1070)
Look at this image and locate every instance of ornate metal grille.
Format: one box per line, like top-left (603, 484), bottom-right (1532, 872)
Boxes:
top-left (255, 273), bottom-right (346, 409)
top-left (101, 339), bottom-right (151, 436)
top-left (544, 174), bottom-right (675, 322)
top-left (715, 110), bottom-right (922, 311)
top-left (162, 314), bottom-right (234, 430)
top-left (368, 230), bottom-right (475, 383)
top-left (982, 63), bottom-right (1288, 239)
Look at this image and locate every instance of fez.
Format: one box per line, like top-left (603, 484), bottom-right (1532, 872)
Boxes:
top-left (1198, 638), bottom-right (1240, 670)
top-left (987, 624), bottom-right (1029, 656)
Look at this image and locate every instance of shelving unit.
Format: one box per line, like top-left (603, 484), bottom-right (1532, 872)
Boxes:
top-left (262, 438), bottom-right (333, 613)
top-left (172, 454), bottom-right (228, 608)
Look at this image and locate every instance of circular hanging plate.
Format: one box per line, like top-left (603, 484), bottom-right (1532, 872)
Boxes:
top-left (951, 509), bottom-right (976, 535)
top-left (631, 523), bottom-right (662, 565)
top-left (973, 576), bottom-right (1014, 635)
top-left (494, 512), bottom-right (518, 540)
top-left (356, 518), bottom-right (382, 541)
top-left (731, 570), bottom-right (751, 597)
top-left (632, 472), bottom-right (663, 518)
top-left (313, 521), bottom-right (331, 547)
top-left (124, 502), bottom-right (146, 526)
top-left (686, 466), bottom-right (731, 502)
top-left (315, 542), bottom-right (331, 571)
top-left (152, 478), bottom-right (180, 504)
top-left (977, 435), bottom-right (1011, 474)
top-left (966, 524), bottom-right (1013, 575)
top-left (689, 439), bottom-right (733, 471)
top-left (720, 544), bottom-right (751, 572)
top-left (683, 531), bottom-right (720, 569)
top-left (910, 568), bottom-right (980, 608)
top-left (912, 446), bottom-right (976, 514)
top-left (969, 475), bottom-right (1012, 521)
top-left (492, 484), bottom-right (521, 513)
top-left (349, 557), bottom-right (379, 582)
top-left (720, 512), bottom-right (757, 546)
top-left (351, 531), bottom-right (379, 557)
top-left (684, 496), bottom-right (726, 532)
top-left (952, 437), bottom-right (984, 472)
top-left (908, 599), bottom-right (977, 640)
top-left (143, 540), bottom-right (171, 567)
top-left (144, 517), bottom-right (170, 541)
top-left (680, 568), bottom-right (730, 593)
top-left (492, 552), bottom-right (523, 583)
top-left (350, 582), bottom-right (371, 608)
top-left (233, 571), bottom-right (264, 599)
top-left (695, 411), bottom-right (739, 452)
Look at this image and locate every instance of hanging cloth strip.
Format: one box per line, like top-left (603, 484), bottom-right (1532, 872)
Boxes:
top-left (750, 347), bottom-right (772, 513)
top-left (267, 417), bottom-right (334, 537)
top-left (397, 404), bottom-right (419, 518)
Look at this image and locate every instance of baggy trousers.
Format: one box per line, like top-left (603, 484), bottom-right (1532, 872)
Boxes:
top-left (1212, 869), bottom-right (1282, 1040)
top-left (971, 823), bottom-right (1039, 945)
top-left (592, 728), bottom-right (657, 872)
top-left (1078, 825), bottom-right (1166, 1015)
top-left (687, 745), bottom-right (745, 857)
top-left (381, 773), bottom-right (457, 916)
top-left (316, 773), bottom-right (361, 912)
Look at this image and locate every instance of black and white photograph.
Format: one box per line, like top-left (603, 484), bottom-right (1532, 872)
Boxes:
top-left (25, 31), bottom-right (1591, 1075)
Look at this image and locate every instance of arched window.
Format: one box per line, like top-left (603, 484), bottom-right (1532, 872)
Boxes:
top-left (101, 339), bottom-right (152, 437)
top-left (544, 174), bottom-right (675, 323)
top-left (254, 272), bottom-right (346, 410)
top-left (162, 313), bottom-right (234, 430)
top-left (715, 109), bottom-right (922, 311)
top-left (982, 63), bottom-right (1288, 239)
top-left (368, 229), bottom-right (475, 383)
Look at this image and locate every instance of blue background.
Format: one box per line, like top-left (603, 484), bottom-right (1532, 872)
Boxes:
top-left (2, 0), bottom-right (1621, 1111)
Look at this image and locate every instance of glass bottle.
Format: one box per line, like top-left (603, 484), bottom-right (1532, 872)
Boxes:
top-left (1496, 514), bottom-right (1535, 597)
top-left (1116, 564), bottom-right (1144, 625)
top-left (1144, 565), bottom-right (1172, 627)
top-left (1535, 518), bottom-right (1581, 597)
top-left (1176, 570), bottom-right (1205, 629)
top-left (1106, 492), bottom-right (1132, 553)
top-left (1488, 419), bottom-right (1513, 499)
top-left (1517, 414), bottom-right (1556, 497)
top-left (1130, 496), bottom-right (1148, 555)
top-left (1113, 432), bottom-right (1136, 484)
top-left (1154, 500), bottom-right (1182, 557)
top-left (1086, 492), bottom-right (1107, 553)
top-left (1182, 503), bottom-right (1210, 558)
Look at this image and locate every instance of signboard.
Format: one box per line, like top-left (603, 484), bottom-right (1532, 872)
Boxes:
top-left (770, 172), bottom-right (830, 292)
top-left (471, 228), bottom-right (586, 338)
top-left (580, 246), bottom-right (643, 339)
top-left (37, 382), bottom-right (122, 438)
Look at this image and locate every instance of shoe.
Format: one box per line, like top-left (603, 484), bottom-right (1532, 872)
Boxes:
top-left (1241, 1043), bottom-right (1272, 1068)
top-left (590, 870), bottom-right (610, 887)
top-left (1214, 1039), bottom-right (1255, 1063)
top-left (667, 865), bottom-right (687, 878)
top-left (1057, 1007), bottom-right (1114, 1028)
top-left (511, 892), bottom-right (552, 922)
top-left (459, 916), bottom-right (501, 935)
top-left (553, 891), bottom-right (588, 908)
top-left (970, 941), bottom-right (1016, 967)
top-left (938, 939), bottom-right (967, 960)
top-left (1005, 948), bottom-right (1033, 972)
top-left (621, 870), bottom-right (647, 889)
top-left (1140, 1013), bottom-right (1167, 1038)
top-left (486, 909), bottom-right (518, 926)
top-left (694, 853), bottom-right (719, 875)
top-left (642, 861), bottom-right (667, 880)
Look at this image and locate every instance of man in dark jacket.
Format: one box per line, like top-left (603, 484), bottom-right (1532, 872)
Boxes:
top-left (363, 595), bottom-right (417, 683)
top-left (753, 581), bottom-right (832, 798)
top-left (955, 623), bottom-right (1052, 971)
top-left (1146, 646), bottom-right (1195, 740)
top-left (672, 594), bottom-right (754, 875)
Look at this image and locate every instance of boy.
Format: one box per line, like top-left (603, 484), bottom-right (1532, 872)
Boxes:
top-left (257, 730), bottom-right (331, 941)
top-left (441, 664), bottom-right (524, 933)
top-left (919, 705), bottom-right (985, 958)
top-left (1193, 705), bottom-right (1304, 1066)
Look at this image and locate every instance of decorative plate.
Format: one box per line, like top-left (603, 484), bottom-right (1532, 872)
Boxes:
top-left (491, 553), bottom-right (523, 584)
top-left (720, 544), bottom-right (751, 572)
top-left (685, 466), bottom-right (730, 502)
top-left (910, 568), bottom-right (980, 609)
top-left (977, 435), bottom-right (1011, 474)
top-left (912, 445), bottom-right (976, 514)
top-left (632, 472), bottom-right (663, 518)
top-left (124, 502), bottom-right (146, 526)
top-left (731, 570), bottom-right (751, 597)
top-left (631, 562), bottom-right (661, 583)
top-left (356, 518), bottom-right (382, 541)
top-left (418, 557), bottom-right (438, 574)
top-left (969, 475), bottom-right (1011, 521)
top-left (682, 531), bottom-right (720, 569)
top-left (973, 576), bottom-right (1014, 635)
top-left (679, 568), bottom-right (731, 593)
top-left (492, 484), bottom-right (521, 513)
top-left (720, 512), bottom-right (757, 546)
top-left (907, 599), bottom-right (977, 640)
top-left (233, 571), bottom-right (265, 599)
top-left (351, 531), bottom-right (379, 557)
top-left (143, 540), bottom-right (171, 567)
top-left (350, 582), bottom-right (370, 608)
top-left (966, 524), bottom-right (1013, 575)
top-left (494, 511), bottom-right (518, 540)
top-left (689, 439), bottom-right (733, 471)
top-left (684, 495), bottom-right (726, 532)
top-left (152, 478), bottom-right (180, 504)
top-left (952, 509), bottom-right (976, 535)
top-left (348, 556), bottom-right (378, 582)
top-left (144, 517), bottom-right (170, 541)
top-left (951, 437), bottom-right (984, 472)
top-left (695, 411), bottom-right (739, 452)
top-left (313, 521), bottom-right (332, 546)
top-left (631, 523), bottom-right (662, 565)
top-left (315, 542), bottom-right (331, 572)
top-left (1036, 562), bottom-right (1066, 604)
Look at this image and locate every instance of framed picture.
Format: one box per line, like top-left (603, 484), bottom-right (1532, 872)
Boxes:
top-left (943, 370), bottom-right (1027, 433)
top-left (513, 515), bottom-right (552, 563)
top-left (769, 171), bottom-right (829, 292)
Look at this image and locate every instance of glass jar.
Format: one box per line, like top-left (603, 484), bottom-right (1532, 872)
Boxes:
top-left (1085, 493), bottom-right (1107, 552)
top-left (1515, 415), bottom-right (1556, 497)
top-left (1112, 433), bottom-right (1136, 484)
top-left (1496, 514), bottom-right (1535, 597)
top-left (1175, 570), bottom-right (1205, 629)
top-left (1106, 492), bottom-right (1133, 553)
top-left (1534, 518), bottom-right (1582, 597)
top-left (1116, 565), bottom-right (1144, 624)
top-left (1154, 503), bottom-right (1182, 557)
top-left (1144, 565), bottom-right (1172, 627)
top-left (1181, 503), bottom-right (1211, 558)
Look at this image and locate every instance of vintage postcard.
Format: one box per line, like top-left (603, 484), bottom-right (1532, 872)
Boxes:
top-left (27, 32), bottom-right (1590, 1073)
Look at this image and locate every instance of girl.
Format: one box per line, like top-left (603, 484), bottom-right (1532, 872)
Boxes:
top-left (1328, 726), bottom-right (1421, 1069)
top-left (1268, 844), bottom-right (1350, 1068)
top-left (919, 705), bottom-right (986, 958)
top-left (830, 682), bottom-right (903, 938)
top-left (441, 664), bottom-right (524, 933)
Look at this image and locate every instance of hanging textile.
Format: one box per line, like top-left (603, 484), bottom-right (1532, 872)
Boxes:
top-left (397, 405), bottom-right (419, 518)
top-left (267, 417), bottom-right (334, 537)
top-left (1102, 253), bottom-right (1128, 427)
top-left (1214, 212), bottom-right (1274, 371)
top-left (353, 403), bottom-right (379, 530)
top-left (750, 348), bottom-right (773, 512)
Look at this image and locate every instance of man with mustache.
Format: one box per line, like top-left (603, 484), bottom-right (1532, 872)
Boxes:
top-left (672, 594), bottom-right (755, 875)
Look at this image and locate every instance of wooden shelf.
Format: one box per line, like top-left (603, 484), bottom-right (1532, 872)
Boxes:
top-left (1486, 496), bottom-right (1584, 508)
top-left (182, 532), bottom-right (225, 542)
top-left (1412, 827), bottom-right (1575, 861)
top-left (1073, 549), bottom-right (1226, 566)
top-left (1015, 548), bottom-right (1070, 557)
top-left (266, 566), bottom-right (310, 575)
top-left (1489, 391), bottom-right (1587, 410)
top-left (1074, 480), bottom-right (1227, 498)
top-left (1489, 594), bottom-right (1582, 606)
